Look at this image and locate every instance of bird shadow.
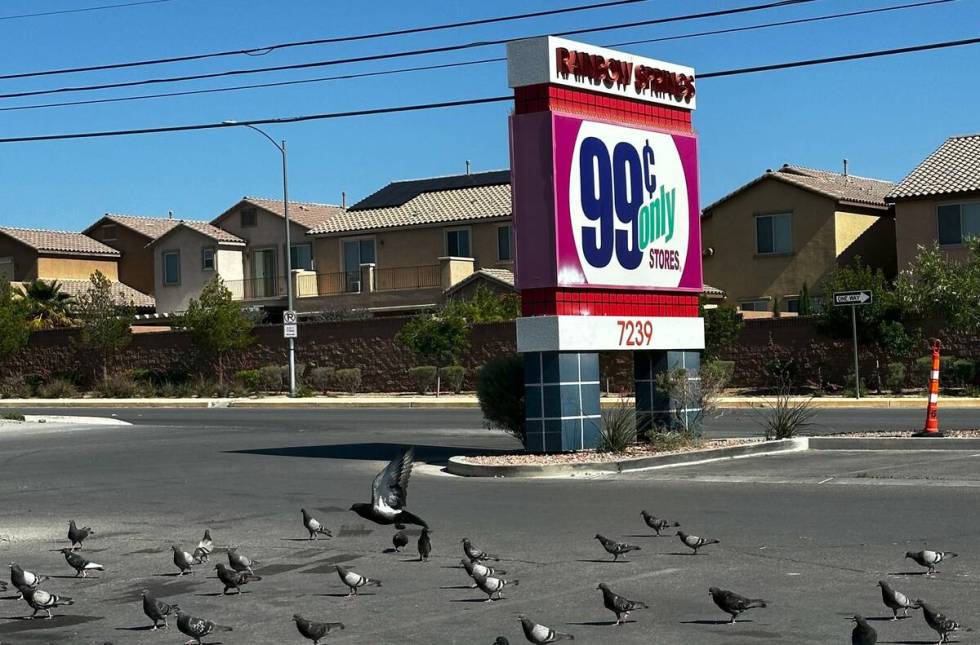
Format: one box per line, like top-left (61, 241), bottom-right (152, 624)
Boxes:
top-left (624, 534), bottom-right (662, 538)
top-left (451, 597), bottom-right (495, 603)
top-left (867, 616), bottom-right (912, 622)
top-left (439, 585), bottom-right (475, 590)
top-left (281, 538), bottom-right (317, 542)
top-left (878, 641), bottom-right (940, 645)
top-left (382, 548), bottom-right (399, 554)
top-left (227, 442), bottom-right (511, 467)
top-left (567, 620), bottom-right (624, 626)
top-left (401, 558), bottom-right (424, 563)
top-left (114, 625), bottom-right (156, 631)
top-left (888, 571), bottom-right (930, 577)
top-left (680, 619), bottom-right (751, 625)
top-left (0, 596), bottom-right (22, 602)
top-left (195, 591), bottom-right (252, 597)
top-left (665, 552), bottom-right (697, 557)
top-left (48, 575), bottom-right (88, 580)
top-left (317, 593), bottom-right (376, 598)
top-left (576, 559), bottom-right (628, 564)
top-left (155, 573), bottom-right (188, 578)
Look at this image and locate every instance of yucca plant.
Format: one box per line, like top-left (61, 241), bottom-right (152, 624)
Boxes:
top-left (598, 398), bottom-right (637, 453)
top-left (758, 388), bottom-right (817, 440)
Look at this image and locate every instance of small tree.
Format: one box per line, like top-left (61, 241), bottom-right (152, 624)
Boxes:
top-left (181, 276), bottom-right (254, 384)
top-left (798, 281), bottom-right (812, 317)
top-left (23, 279), bottom-right (74, 330)
top-left (701, 304), bottom-right (743, 361)
top-left (893, 239), bottom-right (980, 334)
top-left (817, 257), bottom-right (896, 339)
top-left (445, 285), bottom-right (520, 323)
top-left (653, 364), bottom-right (726, 436)
top-left (74, 271), bottom-right (133, 382)
top-left (396, 310), bottom-right (469, 395)
top-left (0, 283), bottom-right (30, 362)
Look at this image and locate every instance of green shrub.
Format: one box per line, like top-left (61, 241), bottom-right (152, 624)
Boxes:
top-left (951, 359), bottom-right (976, 388)
top-left (758, 390), bottom-right (816, 440)
top-left (912, 355), bottom-right (961, 388)
top-left (842, 373), bottom-right (868, 398)
top-left (235, 369), bottom-right (261, 393)
top-left (885, 362), bottom-right (906, 394)
top-left (332, 368), bottom-right (362, 394)
top-left (295, 385), bottom-right (315, 398)
top-left (0, 376), bottom-right (33, 399)
top-left (1, 411), bottom-right (25, 421)
top-left (306, 367), bottom-right (335, 393)
top-left (408, 366), bottom-right (438, 394)
top-left (37, 378), bottom-right (79, 399)
top-left (439, 365), bottom-right (467, 394)
top-left (647, 429), bottom-right (702, 452)
top-left (702, 360), bottom-right (735, 388)
top-left (172, 380), bottom-right (196, 398)
top-left (155, 381), bottom-right (179, 398)
top-left (96, 373), bottom-right (141, 398)
top-left (257, 365), bottom-right (285, 392)
top-left (476, 355), bottom-right (525, 443)
top-left (598, 399), bottom-right (637, 453)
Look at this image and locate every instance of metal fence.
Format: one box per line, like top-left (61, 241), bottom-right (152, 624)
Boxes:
top-left (375, 264), bottom-right (441, 291)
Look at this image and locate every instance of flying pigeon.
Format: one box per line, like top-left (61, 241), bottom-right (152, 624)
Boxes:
top-left (22, 588), bottom-right (72, 620)
top-left (192, 529), bottom-right (213, 563)
top-left (293, 614), bottom-right (344, 644)
top-left (470, 571), bottom-right (519, 602)
top-left (518, 614), bottom-right (574, 643)
top-left (336, 565), bottom-right (381, 597)
top-left (392, 531), bottom-right (408, 553)
top-left (59, 548), bottom-right (103, 578)
top-left (227, 547), bottom-right (258, 574)
top-left (461, 559), bottom-right (507, 586)
top-left (350, 446), bottom-right (428, 529)
top-left (176, 610), bottom-right (232, 645)
top-left (851, 615), bottom-right (877, 645)
top-left (594, 534), bottom-right (641, 562)
top-left (597, 583), bottom-right (649, 625)
top-left (215, 563), bottom-right (262, 595)
top-left (906, 550), bottom-right (957, 575)
top-left (708, 587), bottom-right (767, 624)
top-left (462, 538), bottom-right (499, 563)
top-left (172, 546), bottom-right (194, 575)
top-left (301, 509), bottom-right (332, 541)
top-left (140, 589), bottom-right (178, 630)
top-left (9, 563), bottom-right (48, 597)
top-left (678, 531), bottom-right (719, 555)
top-left (67, 520), bottom-right (93, 550)
top-left (919, 601), bottom-right (962, 644)
top-left (878, 580), bottom-right (920, 620)
top-left (640, 511), bottom-right (680, 536)
top-left (418, 527), bottom-right (432, 561)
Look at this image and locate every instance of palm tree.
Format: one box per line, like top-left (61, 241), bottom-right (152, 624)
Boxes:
top-left (23, 279), bottom-right (74, 329)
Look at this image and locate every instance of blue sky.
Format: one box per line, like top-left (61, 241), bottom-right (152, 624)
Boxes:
top-left (0, 0), bottom-right (978, 230)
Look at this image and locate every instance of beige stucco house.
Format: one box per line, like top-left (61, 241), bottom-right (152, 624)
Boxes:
top-left (83, 213), bottom-right (186, 296)
top-left (150, 221), bottom-right (245, 314)
top-left (700, 164), bottom-right (896, 314)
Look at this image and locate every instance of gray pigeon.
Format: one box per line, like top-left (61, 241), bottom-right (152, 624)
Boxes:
top-left (301, 509), bottom-right (331, 540)
top-left (336, 565), bottom-right (380, 597)
top-left (227, 547), bottom-right (258, 574)
top-left (518, 614), bottom-right (574, 643)
top-left (23, 588), bottom-right (72, 620)
top-left (878, 580), bottom-right (920, 620)
top-left (851, 615), bottom-right (877, 645)
top-left (392, 531), bottom-right (408, 552)
top-left (293, 614), bottom-right (344, 644)
top-left (678, 531), bottom-right (719, 554)
top-left (418, 527), bottom-right (432, 561)
top-left (470, 571), bottom-right (518, 602)
top-left (176, 610), bottom-right (232, 645)
top-left (67, 520), bottom-right (93, 550)
top-left (59, 548), bottom-right (104, 578)
top-left (493, 638), bottom-right (509, 645)
top-left (594, 534), bottom-right (640, 561)
top-left (192, 529), bottom-right (213, 563)
top-left (597, 583), bottom-right (648, 625)
top-left (640, 511), bottom-right (679, 536)
top-left (140, 589), bottom-right (178, 630)
top-left (9, 563), bottom-right (48, 597)
top-left (906, 550), bottom-right (957, 575)
top-left (919, 601), bottom-right (962, 644)
top-left (171, 545), bottom-right (194, 575)
top-left (708, 587), bottom-right (767, 624)
top-left (215, 563), bottom-right (262, 595)
top-left (462, 537), bottom-right (499, 562)
top-left (461, 559), bottom-right (507, 584)
top-left (349, 446), bottom-right (428, 528)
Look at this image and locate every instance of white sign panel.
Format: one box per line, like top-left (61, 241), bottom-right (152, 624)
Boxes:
top-left (833, 290), bottom-right (873, 306)
top-left (283, 323), bottom-right (298, 338)
top-left (516, 315), bottom-right (704, 353)
top-left (283, 310), bottom-right (298, 324)
top-left (507, 36), bottom-right (696, 110)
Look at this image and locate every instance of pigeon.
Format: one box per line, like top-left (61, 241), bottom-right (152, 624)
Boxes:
top-left (172, 546), bottom-right (194, 575)
top-left (176, 610), bottom-right (232, 645)
top-left (597, 583), bottom-right (649, 625)
top-left (878, 580), bottom-right (920, 620)
top-left (708, 587), bottom-right (767, 624)
top-left (906, 550), bottom-right (957, 575)
top-left (470, 571), bottom-right (519, 602)
top-left (349, 446), bottom-right (428, 529)
top-left (594, 534), bottom-right (641, 562)
top-left (59, 548), bottom-right (104, 578)
top-left (919, 601), bottom-right (962, 644)
top-left (461, 559), bottom-right (507, 585)
top-left (336, 565), bottom-right (381, 597)
top-left (215, 563), bottom-right (262, 595)
top-left (192, 529), bottom-right (213, 563)
top-left (0, 580), bottom-right (5, 591)
top-left (462, 538), bottom-right (499, 562)
top-left (227, 547), bottom-right (258, 574)
top-left (640, 511), bottom-right (680, 536)
top-left (418, 527), bottom-right (432, 561)
top-left (493, 638), bottom-right (510, 645)
top-left (293, 614), bottom-right (345, 644)
top-left (851, 615), bottom-right (877, 645)
top-left (678, 531), bottom-right (719, 554)
top-left (518, 614), bottom-right (574, 643)
top-left (22, 588), bottom-right (72, 620)
top-left (301, 509), bottom-right (332, 541)
top-left (67, 520), bottom-right (93, 550)
top-left (392, 531), bottom-right (409, 553)
top-left (140, 589), bottom-right (178, 630)
top-left (9, 563), bottom-right (48, 597)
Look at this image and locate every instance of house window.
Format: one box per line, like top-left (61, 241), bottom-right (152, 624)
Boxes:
top-left (0, 257), bottom-right (13, 282)
top-left (497, 225), bottom-right (512, 261)
top-left (163, 251), bottom-right (180, 286)
top-left (937, 202), bottom-right (980, 245)
top-left (445, 228), bottom-right (471, 257)
top-left (739, 299), bottom-right (769, 312)
top-left (241, 208), bottom-right (257, 228)
top-left (201, 247), bottom-right (215, 271)
top-left (342, 238), bottom-right (376, 292)
top-left (100, 224), bottom-right (117, 242)
top-left (290, 243), bottom-right (314, 271)
top-left (784, 297), bottom-right (800, 313)
top-left (756, 213), bottom-right (792, 254)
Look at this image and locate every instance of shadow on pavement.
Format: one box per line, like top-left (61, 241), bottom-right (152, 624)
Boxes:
top-left (227, 442), bottom-right (510, 467)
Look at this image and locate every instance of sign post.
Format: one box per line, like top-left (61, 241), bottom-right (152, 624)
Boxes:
top-left (283, 310), bottom-right (298, 339)
top-left (833, 290), bottom-right (872, 399)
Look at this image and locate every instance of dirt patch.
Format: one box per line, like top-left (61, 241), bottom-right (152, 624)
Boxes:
top-left (825, 429), bottom-right (980, 437)
top-left (458, 438), bottom-right (763, 466)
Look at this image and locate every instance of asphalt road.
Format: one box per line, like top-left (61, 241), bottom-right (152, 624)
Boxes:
top-left (0, 409), bottom-right (978, 644)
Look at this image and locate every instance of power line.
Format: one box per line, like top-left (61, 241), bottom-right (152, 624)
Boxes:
top-left (1, 35), bottom-right (976, 144)
top-left (0, 0), bottom-right (173, 21)
top-left (0, 0), bottom-right (646, 80)
top-left (0, 0), bottom-right (816, 100)
top-left (0, 0), bottom-right (950, 114)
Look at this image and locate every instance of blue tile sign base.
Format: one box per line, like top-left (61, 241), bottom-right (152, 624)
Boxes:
top-left (524, 351), bottom-right (601, 452)
top-left (634, 349), bottom-right (701, 435)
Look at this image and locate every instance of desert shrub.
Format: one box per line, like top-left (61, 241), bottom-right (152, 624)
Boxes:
top-left (702, 360), bottom-right (735, 388)
top-left (235, 369), bottom-right (261, 393)
top-left (306, 367), bottom-right (335, 393)
top-left (1, 411), bottom-right (25, 421)
top-left (439, 365), bottom-right (467, 394)
top-left (843, 373), bottom-right (868, 398)
top-left (647, 429), bottom-right (702, 452)
top-left (154, 381), bottom-right (179, 398)
top-left (758, 389), bottom-right (816, 440)
top-left (332, 368), bottom-right (362, 394)
top-left (950, 359), bottom-right (976, 388)
top-left (408, 366), bottom-right (438, 394)
top-left (191, 377), bottom-right (239, 398)
top-left (173, 380), bottom-right (196, 398)
top-left (0, 376), bottom-right (33, 399)
top-left (257, 365), bottom-right (286, 392)
top-left (885, 362), bottom-right (906, 394)
top-left (476, 355), bottom-right (525, 443)
top-left (598, 399), bottom-right (637, 453)
top-left (912, 355), bottom-right (960, 388)
top-left (295, 385), bottom-right (315, 398)
top-left (96, 372), bottom-right (141, 398)
top-left (37, 378), bottom-right (79, 399)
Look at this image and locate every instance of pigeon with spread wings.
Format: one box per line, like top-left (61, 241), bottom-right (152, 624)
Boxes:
top-left (350, 446), bottom-right (428, 529)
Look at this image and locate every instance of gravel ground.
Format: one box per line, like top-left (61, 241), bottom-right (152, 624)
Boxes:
top-left (459, 438), bottom-right (761, 465)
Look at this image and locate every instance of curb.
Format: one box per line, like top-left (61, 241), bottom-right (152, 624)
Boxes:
top-left (808, 437), bottom-right (980, 451)
top-left (446, 438), bottom-right (807, 477)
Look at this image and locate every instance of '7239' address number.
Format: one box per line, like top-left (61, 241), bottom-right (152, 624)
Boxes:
top-left (617, 320), bottom-right (654, 347)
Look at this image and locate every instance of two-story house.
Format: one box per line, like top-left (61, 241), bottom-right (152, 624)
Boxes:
top-left (83, 213), bottom-right (185, 295)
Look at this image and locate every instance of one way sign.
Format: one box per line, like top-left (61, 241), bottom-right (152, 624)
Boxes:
top-left (833, 290), bottom-right (873, 306)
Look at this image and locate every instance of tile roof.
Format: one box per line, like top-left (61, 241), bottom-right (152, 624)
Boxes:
top-left (351, 170), bottom-right (511, 210)
top-left (238, 197), bottom-right (346, 231)
top-left (90, 214), bottom-right (197, 240)
top-left (151, 221), bottom-right (245, 245)
top-left (14, 278), bottom-right (155, 309)
top-left (444, 268), bottom-right (516, 296)
top-left (0, 227), bottom-right (120, 257)
top-left (886, 134), bottom-right (980, 201)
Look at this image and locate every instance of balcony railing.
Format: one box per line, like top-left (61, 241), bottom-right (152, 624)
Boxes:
top-left (375, 264), bottom-right (441, 291)
top-left (226, 264), bottom-right (444, 302)
top-left (226, 276), bottom-right (287, 301)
